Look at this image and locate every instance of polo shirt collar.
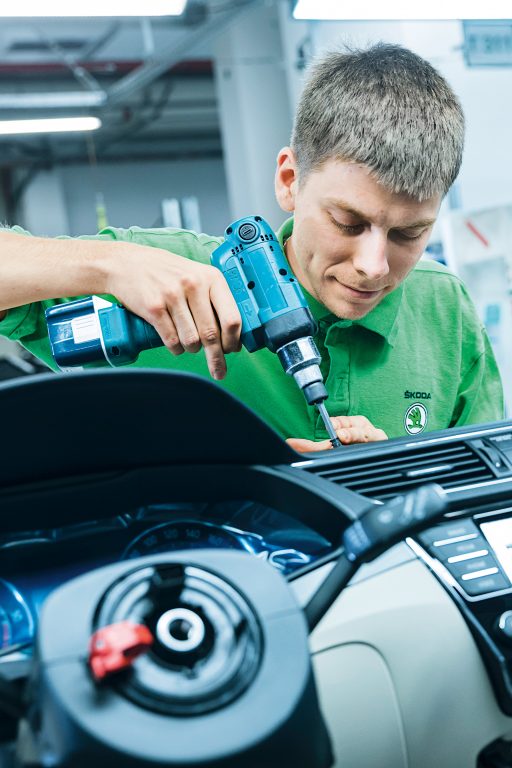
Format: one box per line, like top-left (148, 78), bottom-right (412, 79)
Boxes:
top-left (277, 216), bottom-right (402, 347)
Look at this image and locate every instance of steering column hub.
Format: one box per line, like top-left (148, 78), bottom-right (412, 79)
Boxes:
top-left (156, 607), bottom-right (205, 653)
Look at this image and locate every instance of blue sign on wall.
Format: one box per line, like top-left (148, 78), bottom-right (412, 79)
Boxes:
top-left (464, 21), bottom-right (512, 67)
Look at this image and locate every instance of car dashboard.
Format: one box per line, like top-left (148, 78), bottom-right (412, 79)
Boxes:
top-left (3, 370), bottom-right (512, 768)
top-left (0, 498), bottom-right (338, 657)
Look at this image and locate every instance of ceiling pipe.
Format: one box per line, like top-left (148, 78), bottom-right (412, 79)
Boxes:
top-left (105, 0), bottom-right (254, 106)
top-left (0, 59), bottom-right (212, 76)
top-left (0, 60), bottom-right (213, 109)
top-left (33, 22), bottom-right (104, 93)
top-left (0, 2), bottom-right (254, 113)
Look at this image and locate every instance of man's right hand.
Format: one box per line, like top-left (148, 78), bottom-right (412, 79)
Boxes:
top-left (0, 232), bottom-right (242, 380)
top-left (106, 245), bottom-right (243, 380)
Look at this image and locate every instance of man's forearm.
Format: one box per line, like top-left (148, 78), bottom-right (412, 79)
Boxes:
top-left (0, 230), bottom-right (242, 381)
top-left (0, 230), bottom-right (115, 319)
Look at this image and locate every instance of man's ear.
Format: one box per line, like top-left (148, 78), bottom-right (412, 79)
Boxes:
top-left (275, 147), bottom-right (299, 213)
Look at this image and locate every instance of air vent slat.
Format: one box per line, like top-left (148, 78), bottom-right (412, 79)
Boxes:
top-left (316, 449), bottom-right (475, 476)
top-left (316, 446), bottom-right (472, 473)
top-left (347, 469), bottom-right (492, 496)
top-left (441, 474), bottom-right (491, 488)
top-left (318, 456), bottom-right (481, 483)
top-left (306, 440), bottom-right (498, 501)
top-left (326, 461), bottom-right (486, 484)
top-left (338, 465), bottom-right (490, 491)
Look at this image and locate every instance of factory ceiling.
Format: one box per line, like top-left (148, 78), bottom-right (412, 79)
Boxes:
top-left (0, 1), bottom-right (254, 170)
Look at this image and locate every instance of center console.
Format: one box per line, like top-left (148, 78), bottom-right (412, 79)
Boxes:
top-left (409, 511), bottom-right (512, 716)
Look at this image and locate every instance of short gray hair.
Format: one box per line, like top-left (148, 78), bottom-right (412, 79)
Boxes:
top-left (291, 43), bottom-right (465, 200)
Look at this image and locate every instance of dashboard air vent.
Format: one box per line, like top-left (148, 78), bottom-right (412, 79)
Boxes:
top-left (308, 441), bottom-right (496, 501)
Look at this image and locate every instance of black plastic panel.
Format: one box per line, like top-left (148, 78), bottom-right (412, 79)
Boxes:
top-left (0, 369), bottom-right (297, 490)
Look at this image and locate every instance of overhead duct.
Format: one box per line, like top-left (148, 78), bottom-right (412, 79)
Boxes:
top-left (105, 1), bottom-right (253, 106)
top-left (0, 1), bottom-right (253, 110)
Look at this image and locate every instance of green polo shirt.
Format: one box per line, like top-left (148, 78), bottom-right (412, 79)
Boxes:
top-left (0, 219), bottom-right (504, 441)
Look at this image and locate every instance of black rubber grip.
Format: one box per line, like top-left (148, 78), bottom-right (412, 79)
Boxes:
top-left (343, 483), bottom-right (448, 563)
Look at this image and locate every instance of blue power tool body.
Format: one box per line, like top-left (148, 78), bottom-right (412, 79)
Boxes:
top-left (45, 216), bottom-right (340, 446)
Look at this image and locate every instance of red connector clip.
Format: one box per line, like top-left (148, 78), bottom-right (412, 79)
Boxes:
top-left (88, 621), bottom-right (154, 681)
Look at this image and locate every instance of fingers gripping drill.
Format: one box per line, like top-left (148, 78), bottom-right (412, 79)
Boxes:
top-left (45, 216), bottom-right (341, 448)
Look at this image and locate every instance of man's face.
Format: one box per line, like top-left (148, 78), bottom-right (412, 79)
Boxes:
top-left (275, 153), bottom-right (441, 319)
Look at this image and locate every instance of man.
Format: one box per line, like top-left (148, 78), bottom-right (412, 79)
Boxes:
top-left (0, 44), bottom-right (504, 451)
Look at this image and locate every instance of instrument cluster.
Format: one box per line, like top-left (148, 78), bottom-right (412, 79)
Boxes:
top-left (0, 499), bottom-right (336, 657)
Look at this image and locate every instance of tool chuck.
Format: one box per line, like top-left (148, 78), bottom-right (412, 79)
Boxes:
top-left (277, 337), bottom-right (341, 448)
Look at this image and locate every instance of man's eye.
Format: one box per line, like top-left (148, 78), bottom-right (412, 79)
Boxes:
top-left (331, 217), bottom-right (364, 234)
top-left (393, 229), bottom-right (426, 241)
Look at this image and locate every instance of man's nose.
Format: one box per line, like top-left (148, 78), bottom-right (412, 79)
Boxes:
top-left (352, 230), bottom-right (390, 281)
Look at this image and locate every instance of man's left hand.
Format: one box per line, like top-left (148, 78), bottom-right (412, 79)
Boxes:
top-left (286, 415), bottom-right (388, 453)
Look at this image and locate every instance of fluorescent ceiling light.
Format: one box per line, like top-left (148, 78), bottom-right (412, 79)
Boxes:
top-left (0, 0), bottom-right (187, 16)
top-left (0, 92), bottom-right (107, 108)
top-left (0, 117), bottom-right (101, 136)
top-left (293, 0), bottom-right (512, 20)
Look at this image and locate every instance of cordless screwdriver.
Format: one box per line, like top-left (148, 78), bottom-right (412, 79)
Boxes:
top-left (45, 216), bottom-right (341, 448)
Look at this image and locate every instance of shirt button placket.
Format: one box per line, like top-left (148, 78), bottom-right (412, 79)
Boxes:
top-left (314, 325), bottom-right (351, 440)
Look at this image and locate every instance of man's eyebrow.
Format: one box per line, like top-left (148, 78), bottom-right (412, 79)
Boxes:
top-left (396, 218), bottom-right (437, 230)
top-left (326, 199), bottom-right (436, 229)
top-left (327, 200), bottom-right (369, 220)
